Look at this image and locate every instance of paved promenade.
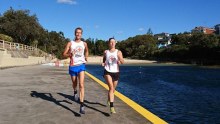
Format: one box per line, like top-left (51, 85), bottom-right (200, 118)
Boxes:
top-left (0, 65), bottom-right (153, 124)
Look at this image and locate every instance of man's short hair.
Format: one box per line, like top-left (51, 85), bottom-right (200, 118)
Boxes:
top-left (75, 27), bottom-right (83, 34)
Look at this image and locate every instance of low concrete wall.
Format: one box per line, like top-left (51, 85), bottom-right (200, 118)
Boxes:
top-left (0, 50), bottom-right (46, 68)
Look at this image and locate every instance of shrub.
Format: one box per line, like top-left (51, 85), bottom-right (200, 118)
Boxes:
top-left (0, 34), bottom-right (13, 42)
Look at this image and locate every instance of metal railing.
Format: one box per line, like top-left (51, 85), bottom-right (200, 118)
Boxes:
top-left (0, 40), bottom-right (36, 51)
top-left (0, 39), bottom-right (49, 57)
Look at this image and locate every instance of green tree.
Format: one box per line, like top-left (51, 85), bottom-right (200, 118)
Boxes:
top-left (118, 34), bottom-right (157, 59)
top-left (0, 8), bottom-right (70, 59)
top-left (190, 33), bottom-right (219, 48)
top-left (0, 8), bottom-right (43, 44)
top-left (46, 31), bottom-right (67, 58)
top-left (172, 33), bottom-right (190, 45)
top-left (147, 28), bottom-right (153, 35)
top-left (95, 40), bottom-right (108, 55)
top-left (85, 38), bottom-right (95, 55)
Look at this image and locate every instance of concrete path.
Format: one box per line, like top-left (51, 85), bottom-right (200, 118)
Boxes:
top-left (0, 65), bottom-right (151, 124)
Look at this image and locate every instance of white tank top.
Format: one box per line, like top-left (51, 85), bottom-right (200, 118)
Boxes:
top-left (69, 40), bottom-right (86, 66)
top-left (104, 49), bottom-right (119, 73)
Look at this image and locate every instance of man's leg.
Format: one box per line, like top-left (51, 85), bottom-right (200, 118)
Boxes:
top-left (78, 71), bottom-right (85, 114)
top-left (71, 76), bottom-right (77, 90)
top-left (71, 76), bottom-right (78, 100)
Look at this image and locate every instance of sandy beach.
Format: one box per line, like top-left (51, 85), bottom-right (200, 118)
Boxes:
top-left (60, 56), bottom-right (158, 65)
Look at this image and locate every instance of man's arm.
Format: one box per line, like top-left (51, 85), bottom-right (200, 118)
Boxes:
top-left (63, 42), bottom-right (71, 58)
top-left (84, 42), bottom-right (89, 61)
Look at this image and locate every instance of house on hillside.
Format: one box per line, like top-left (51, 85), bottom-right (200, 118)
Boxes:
top-left (191, 26), bottom-right (215, 34)
top-left (214, 24), bottom-right (220, 35)
top-left (154, 32), bottom-right (172, 48)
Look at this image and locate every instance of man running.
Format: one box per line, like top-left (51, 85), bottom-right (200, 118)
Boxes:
top-left (63, 27), bottom-right (89, 114)
top-left (102, 38), bottom-right (124, 114)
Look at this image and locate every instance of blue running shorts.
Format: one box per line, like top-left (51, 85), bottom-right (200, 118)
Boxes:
top-left (69, 64), bottom-right (86, 76)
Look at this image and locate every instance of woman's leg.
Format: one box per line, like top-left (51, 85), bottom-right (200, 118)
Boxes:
top-left (104, 75), bottom-right (114, 102)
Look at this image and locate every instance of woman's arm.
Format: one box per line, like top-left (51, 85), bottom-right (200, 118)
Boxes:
top-left (102, 51), bottom-right (106, 66)
top-left (117, 50), bottom-right (124, 64)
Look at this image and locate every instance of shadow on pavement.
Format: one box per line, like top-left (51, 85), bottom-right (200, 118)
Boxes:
top-left (84, 100), bottom-right (107, 107)
top-left (30, 91), bottom-right (81, 117)
top-left (57, 92), bottom-right (110, 117)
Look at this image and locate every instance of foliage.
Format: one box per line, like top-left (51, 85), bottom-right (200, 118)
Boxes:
top-left (1, 8), bottom-right (220, 64)
top-left (0, 33), bottom-right (13, 42)
top-left (118, 35), bottom-right (157, 59)
top-left (0, 8), bottom-right (68, 59)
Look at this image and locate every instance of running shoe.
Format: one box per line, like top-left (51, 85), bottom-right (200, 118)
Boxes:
top-left (80, 105), bottom-right (85, 114)
top-left (110, 107), bottom-right (116, 114)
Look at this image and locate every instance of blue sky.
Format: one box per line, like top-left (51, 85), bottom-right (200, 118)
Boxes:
top-left (1, 0), bottom-right (220, 41)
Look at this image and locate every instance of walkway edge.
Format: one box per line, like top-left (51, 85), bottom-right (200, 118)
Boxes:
top-left (85, 71), bottom-right (168, 124)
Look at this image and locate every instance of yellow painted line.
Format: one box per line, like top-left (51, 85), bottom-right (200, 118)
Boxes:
top-left (85, 71), bottom-right (168, 124)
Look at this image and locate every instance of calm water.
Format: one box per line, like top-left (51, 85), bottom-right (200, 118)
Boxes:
top-left (86, 64), bottom-right (220, 124)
